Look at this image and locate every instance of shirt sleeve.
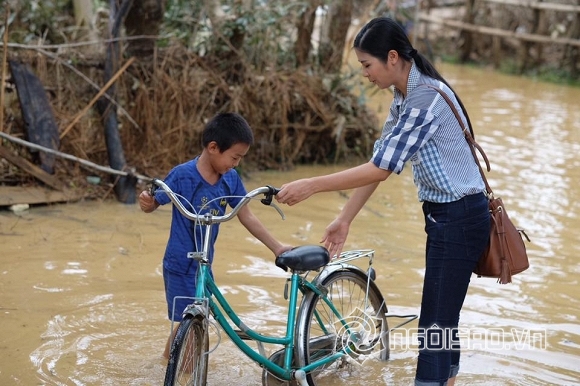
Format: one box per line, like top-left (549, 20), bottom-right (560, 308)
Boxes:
top-left (371, 106), bottom-right (439, 174)
top-left (373, 103), bottom-right (399, 153)
top-left (154, 165), bottom-right (181, 205)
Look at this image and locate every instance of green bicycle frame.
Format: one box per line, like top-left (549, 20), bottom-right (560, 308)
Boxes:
top-left (185, 242), bottom-right (354, 381)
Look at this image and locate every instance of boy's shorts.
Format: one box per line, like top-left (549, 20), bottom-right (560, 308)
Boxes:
top-left (163, 266), bottom-right (197, 322)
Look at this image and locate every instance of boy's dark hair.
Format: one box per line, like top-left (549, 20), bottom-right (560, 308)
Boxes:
top-left (202, 112), bottom-right (254, 152)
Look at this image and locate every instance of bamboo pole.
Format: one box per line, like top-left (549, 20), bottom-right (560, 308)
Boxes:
top-left (59, 56), bottom-right (135, 139)
top-left (483, 0), bottom-right (580, 13)
top-left (0, 130), bottom-right (152, 182)
top-left (419, 13), bottom-right (580, 47)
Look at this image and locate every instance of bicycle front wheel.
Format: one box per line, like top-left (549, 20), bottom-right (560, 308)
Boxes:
top-left (164, 314), bottom-right (209, 386)
top-left (296, 269), bottom-right (389, 386)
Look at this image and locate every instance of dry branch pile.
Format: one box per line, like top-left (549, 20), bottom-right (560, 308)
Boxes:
top-left (2, 45), bottom-right (379, 194)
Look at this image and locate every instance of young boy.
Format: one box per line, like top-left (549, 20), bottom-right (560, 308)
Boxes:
top-left (139, 112), bottom-right (290, 358)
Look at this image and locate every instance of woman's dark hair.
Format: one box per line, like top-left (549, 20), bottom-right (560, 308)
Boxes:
top-left (354, 17), bottom-right (474, 135)
top-left (202, 112), bottom-right (254, 151)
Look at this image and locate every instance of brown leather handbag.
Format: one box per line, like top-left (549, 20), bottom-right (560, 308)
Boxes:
top-left (425, 85), bottom-right (531, 284)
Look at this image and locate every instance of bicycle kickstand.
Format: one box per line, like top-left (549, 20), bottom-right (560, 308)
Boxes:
top-left (294, 370), bottom-right (308, 386)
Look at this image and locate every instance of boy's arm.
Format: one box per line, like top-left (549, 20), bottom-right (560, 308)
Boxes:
top-left (237, 206), bottom-right (291, 256)
top-left (139, 190), bottom-right (160, 213)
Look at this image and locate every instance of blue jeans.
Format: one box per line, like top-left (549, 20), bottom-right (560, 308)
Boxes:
top-left (415, 193), bottom-right (490, 386)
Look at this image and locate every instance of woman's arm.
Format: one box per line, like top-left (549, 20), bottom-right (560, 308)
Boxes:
top-left (276, 161), bottom-right (390, 206)
top-left (322, 181), bottom-right (382, 257)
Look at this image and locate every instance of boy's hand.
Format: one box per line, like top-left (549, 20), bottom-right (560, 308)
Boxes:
top-left (275, 244), bottom-right (294, 257)
top-left (274, 245), bottom-right (294, 272)
top-left (139, 190), bottom-right (158, 213)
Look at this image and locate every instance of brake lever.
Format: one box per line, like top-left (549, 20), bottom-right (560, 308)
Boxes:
top-left (269, 201), bottom-right (285, 220)
top-left (260, 186), bottom-right (285, 220)
top-left (149, 179), bottom-right (160, 197)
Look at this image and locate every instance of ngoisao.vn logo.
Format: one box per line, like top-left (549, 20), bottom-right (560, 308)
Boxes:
top-left (335, 308), bottom-right (386, 365)
top-left (390, 324), bottom-right (547, 351)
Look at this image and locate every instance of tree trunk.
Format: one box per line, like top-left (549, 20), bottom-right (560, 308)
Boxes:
top-left (294, 0), bottom-right (321, 67)
top-left (72, 0), bottom-right (93, 26)
top-left (318, 0), bottom-right (353, 73)
top-left (72, 0), bottom-right (101, 55)
top-left (459, 0), bottom-right (475, 62)
top-left (124, 0), bottom-right (166, 57)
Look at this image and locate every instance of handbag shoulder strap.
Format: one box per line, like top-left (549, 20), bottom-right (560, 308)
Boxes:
top-left (422, 84), bottom-right (493, 196)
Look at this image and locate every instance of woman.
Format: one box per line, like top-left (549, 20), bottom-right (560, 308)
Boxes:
top-left (276, 17), bottom-right (490, 386)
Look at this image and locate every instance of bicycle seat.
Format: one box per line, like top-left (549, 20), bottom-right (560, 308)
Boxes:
top-left (275, 245), bottom-right (330, 272)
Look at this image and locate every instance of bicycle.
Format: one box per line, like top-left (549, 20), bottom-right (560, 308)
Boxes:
top-left (150, 178), bottom-right (391, 386)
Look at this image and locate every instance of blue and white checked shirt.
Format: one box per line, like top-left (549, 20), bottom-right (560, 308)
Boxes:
top-left (371, 62), bottom-right (485, 203)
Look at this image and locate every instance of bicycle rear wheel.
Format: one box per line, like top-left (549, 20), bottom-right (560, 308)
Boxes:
top-left (296, 269), bottom-right (389, 386)
top-left (164, 314), bottom-right (209, 386)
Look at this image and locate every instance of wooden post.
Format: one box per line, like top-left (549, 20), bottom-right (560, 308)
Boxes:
top-left (566, 3), bottom-right (580, 78)
top-left (419, 0), bottom-right (580, 79)
top-left (519, 0), bottom-right (543, 74)
top-left (491, 3), bottom-right (501, 68)
top-left (9, 61), bottom-right (60, 174)
top-left (96, 0), bottom-right (137, 204)
top-left (1, 8), bottom-right (8, 132)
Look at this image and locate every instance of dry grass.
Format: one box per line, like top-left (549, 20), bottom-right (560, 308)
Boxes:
top-left (1, 46), bottom-right (378, 195)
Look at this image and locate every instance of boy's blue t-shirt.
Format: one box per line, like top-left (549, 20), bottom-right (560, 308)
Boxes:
top-left (154, 158), bottom-right (247, 275)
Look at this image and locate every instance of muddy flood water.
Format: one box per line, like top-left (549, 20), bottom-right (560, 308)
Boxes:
top-left (1, 63), bottom-right (580, 385)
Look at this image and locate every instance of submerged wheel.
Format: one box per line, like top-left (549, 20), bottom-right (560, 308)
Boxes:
top-left (296, 269), bottom-right (389, 385)
top-left (164, 314), bottom-right (209, 386)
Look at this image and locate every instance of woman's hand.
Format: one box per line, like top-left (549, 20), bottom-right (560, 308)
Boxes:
top-left (321, 218), bottom-right (351, 258)
top-left (276, 178), bottom-right (315, 206)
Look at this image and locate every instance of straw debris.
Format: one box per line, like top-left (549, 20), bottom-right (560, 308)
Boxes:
top-left (2, 46), bottom-right (379, 195)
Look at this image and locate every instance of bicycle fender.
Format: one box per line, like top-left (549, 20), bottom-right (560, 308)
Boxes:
top-left (182, 303), bottom-right (206, 319)
top-left (312, 263), bottom-right (367, 287)
top-left (309, 264), bottom-right (387, 314)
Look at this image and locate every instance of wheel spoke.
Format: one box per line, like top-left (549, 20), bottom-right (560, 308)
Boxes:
top-left (297, 270), bottom-right (389, 385)
top-left (165, 315), bottom-right (209, 386)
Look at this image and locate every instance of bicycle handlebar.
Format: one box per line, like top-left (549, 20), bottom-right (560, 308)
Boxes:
top-left (151, 178), bottom-right (285, 224)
